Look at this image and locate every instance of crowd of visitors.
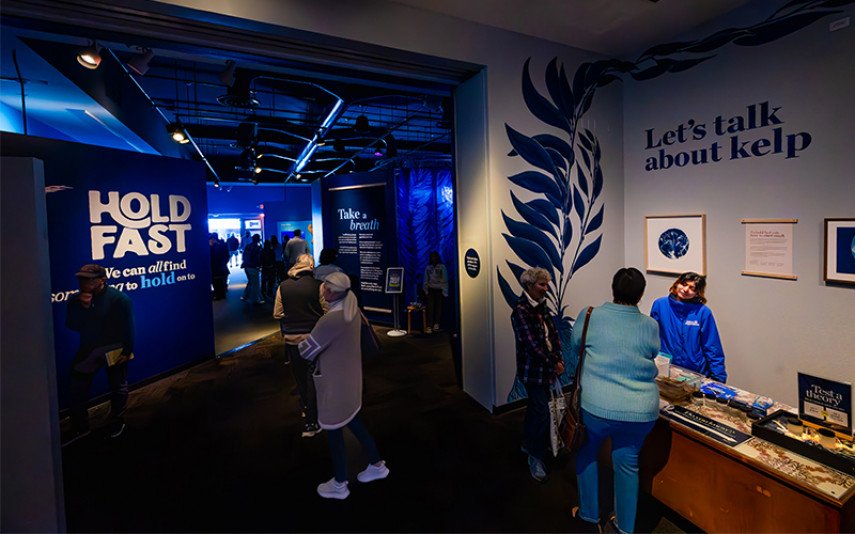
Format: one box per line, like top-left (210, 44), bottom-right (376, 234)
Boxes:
top-left (86, 226), bottom-right (729, 523)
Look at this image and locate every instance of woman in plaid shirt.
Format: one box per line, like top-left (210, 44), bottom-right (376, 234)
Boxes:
top-left (511, 267), bottom-right (564, 482)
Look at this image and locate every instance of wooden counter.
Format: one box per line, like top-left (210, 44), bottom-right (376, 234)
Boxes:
top-left (641, 411), bottom-right (855, 533)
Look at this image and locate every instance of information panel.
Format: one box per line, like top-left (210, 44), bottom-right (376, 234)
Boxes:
top-left (326, 182), bottom-right (389, 312)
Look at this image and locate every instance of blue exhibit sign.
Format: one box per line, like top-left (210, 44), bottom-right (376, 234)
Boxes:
top-left (385, 267), bottom-right (404, 294)
top-left (798, 372), bottom-right (852, 435)
top-left (16, 136), bottom-right (216, 409)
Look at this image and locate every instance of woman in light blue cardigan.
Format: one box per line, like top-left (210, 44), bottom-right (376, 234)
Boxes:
top-left (570, 268), bottom-right (660, 534)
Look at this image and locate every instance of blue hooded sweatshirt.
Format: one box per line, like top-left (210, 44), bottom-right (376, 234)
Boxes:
top-left (650, 294), bottom-right (726, 383)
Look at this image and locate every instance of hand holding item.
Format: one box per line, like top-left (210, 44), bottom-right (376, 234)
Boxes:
top-left (78, 292), bottom-right (94, 307)
top-left (554, 360), bottom-right (565, 376)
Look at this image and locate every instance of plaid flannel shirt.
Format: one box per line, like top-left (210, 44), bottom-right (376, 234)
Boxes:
top-left (511, 295), bottom-right (562, 386)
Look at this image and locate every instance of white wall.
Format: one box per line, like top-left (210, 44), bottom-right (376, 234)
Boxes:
top-left (623, 3), bottom-right (855, 407)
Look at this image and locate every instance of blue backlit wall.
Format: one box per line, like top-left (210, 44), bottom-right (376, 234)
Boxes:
top-left (2, 132), bottom-right (215, 408)
top-left (396, 167), bottom-right (455, 305)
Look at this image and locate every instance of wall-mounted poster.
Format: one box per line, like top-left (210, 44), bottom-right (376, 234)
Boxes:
top-left (645, 214), bottom-right (706, 275)
top-left (824, 218), bottom-right (855, 285)
top-left (741, 219), bottom-right (797, 280)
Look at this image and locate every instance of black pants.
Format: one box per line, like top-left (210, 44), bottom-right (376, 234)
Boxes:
top-left (285, 343), bottom-right (317, 425)
top-left (522, 382), bottom-right (550, 460)
top-left (212, 275), bottom-right (228, 299)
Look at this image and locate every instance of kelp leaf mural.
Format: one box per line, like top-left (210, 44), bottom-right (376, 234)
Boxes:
top-left (502, 0), bottom-right (851, 402)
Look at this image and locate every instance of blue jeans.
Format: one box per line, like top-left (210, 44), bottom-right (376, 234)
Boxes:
top-left (327, 415), bottom-right (380, 483)
top-left (522, 382), bottom-right (550, 460)
top-left (575, 409), bottom-right (655, 534)
top-left (243, 266), bottom-right (262, 301)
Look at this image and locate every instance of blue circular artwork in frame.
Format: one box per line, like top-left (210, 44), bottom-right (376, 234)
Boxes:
top-left (658, 228), bottom-right (690, 259)
top-left (850, 234), bottom-right (855, 259)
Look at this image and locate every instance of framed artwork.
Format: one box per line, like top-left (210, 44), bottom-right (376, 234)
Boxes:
top-left (645, 214), bottom-right (706, 275)
top-left (824, 218), bottom-right (855, 285)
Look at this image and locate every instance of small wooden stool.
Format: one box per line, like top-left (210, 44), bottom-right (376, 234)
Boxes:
top-left (407, 306), bottom-right (427, 333)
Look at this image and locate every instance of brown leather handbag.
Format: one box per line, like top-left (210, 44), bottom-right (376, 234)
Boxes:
top-left (560, 306), bottom-right (593, 453)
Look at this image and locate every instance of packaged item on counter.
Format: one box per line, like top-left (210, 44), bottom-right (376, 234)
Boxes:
top-left (704, 392), bottom-right (716, 407)
top-left (691, 390), bottom-right (703, 406)
top-left (786, 416), bottom-right (804, 436)
top-left (817, 428), bottom-right (837, 449)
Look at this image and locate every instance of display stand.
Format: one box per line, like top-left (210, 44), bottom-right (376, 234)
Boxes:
top-left (387, 293), bottom-right (407, 337)
top-left (385, 267), bottom-right (407, 337)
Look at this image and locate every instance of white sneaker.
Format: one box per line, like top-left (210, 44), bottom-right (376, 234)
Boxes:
top-left (357, 461), bottom-right (389, 483)
top-left (317, 477), bottom-right (349, 499)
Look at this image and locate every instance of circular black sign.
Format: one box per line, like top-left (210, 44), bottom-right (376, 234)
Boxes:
top-left (464, 248), bottom-right (480, 278)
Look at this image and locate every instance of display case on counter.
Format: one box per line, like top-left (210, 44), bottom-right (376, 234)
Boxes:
top-left (641, 365), bottom-right (855, 533)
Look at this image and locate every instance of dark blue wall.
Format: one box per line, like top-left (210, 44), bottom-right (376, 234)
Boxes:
top-left (2, 132), bottom-right (214, 408)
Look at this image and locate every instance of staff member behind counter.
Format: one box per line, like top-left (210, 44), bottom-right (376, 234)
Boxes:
top-left (650, 271), bottom-right (727, 383)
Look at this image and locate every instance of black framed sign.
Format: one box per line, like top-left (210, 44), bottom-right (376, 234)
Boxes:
top-left (385, 267), bottom-right (404, 294)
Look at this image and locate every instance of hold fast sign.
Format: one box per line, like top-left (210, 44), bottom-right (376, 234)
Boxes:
top-left (88, 190), bottom-right (192, 260)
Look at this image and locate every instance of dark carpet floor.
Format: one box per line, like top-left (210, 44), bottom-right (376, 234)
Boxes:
top-left (60, 327), bottom-right (696, 533)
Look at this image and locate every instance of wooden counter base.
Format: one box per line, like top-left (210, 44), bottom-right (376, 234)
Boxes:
top-left (641, 419), bottom-right (855, 533)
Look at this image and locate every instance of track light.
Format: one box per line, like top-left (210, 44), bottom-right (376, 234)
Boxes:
top-left (354, 114), bottom-right (370, 133)
top-left (167, 122), bottom-right (190, 144)
top-left (77, 42), bottom-right (101, 70)
top-left (219, 60), bottom-right (236, 87)
top-left (127, 47), bottom-right (154, 76)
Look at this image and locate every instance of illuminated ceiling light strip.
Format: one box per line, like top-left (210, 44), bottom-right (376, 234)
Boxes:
top-left (291, 96), bottom-right (344, 177)
top-left (319, 99), bottom-right (343, 130)
top-left (294, 143), bottom-right (318, 173)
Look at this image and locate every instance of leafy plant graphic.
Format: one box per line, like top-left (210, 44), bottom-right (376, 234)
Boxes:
top-left (501, 0), bottom-right (850, 401)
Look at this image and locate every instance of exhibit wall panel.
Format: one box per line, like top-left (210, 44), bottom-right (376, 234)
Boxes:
top-left (1, 157), bottom-right (65, 533)
top-left (623, 2), bottom-right (855, 406)
top-left (151, 0), bottom-right (627, 409)
top-left (454, 69), bottom-right (493, 410)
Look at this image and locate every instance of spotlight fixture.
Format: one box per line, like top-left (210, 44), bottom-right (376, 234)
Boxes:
top-left (354, 114), bottom-right (370, 133)
top-left (167, 122), bottom-right (190, 144)
top-left (126, 47), bottom-right (154, 75)
top-left (219, 60), bottom-right (237, 87)
top-left (77, 42), bottom-right (101, 69)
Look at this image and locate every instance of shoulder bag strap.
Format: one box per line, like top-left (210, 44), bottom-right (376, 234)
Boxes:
top-left (574, 306), bottom-right (594, 384)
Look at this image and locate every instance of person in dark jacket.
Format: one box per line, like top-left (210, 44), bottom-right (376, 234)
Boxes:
top-left (63, 264), bottom-right (135, 446)
top-left (260, 238), bottom-right (277, 299)
top-left (241, 233), bottom-right (264, 304)
top-left (227, 233), bottom-right (240, 268)
top-left (511, 267), bottom-right (564, 482)
top-left (210, 233), bottom-right (230, 300)
top-left (273, 254), bottom-right (325, 437)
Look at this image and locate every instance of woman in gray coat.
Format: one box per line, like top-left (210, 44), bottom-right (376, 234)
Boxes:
top-left (299, 272), bottom-right (389, 499)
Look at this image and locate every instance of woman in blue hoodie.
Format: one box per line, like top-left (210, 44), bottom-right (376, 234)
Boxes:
top-left (650, 272), bottom-right (727, 383)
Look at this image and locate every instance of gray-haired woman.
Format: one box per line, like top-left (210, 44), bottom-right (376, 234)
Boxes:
top-left (511, 267), bottom-right (564, 482)
top-left (299, 272), bottom-right (389, 499)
